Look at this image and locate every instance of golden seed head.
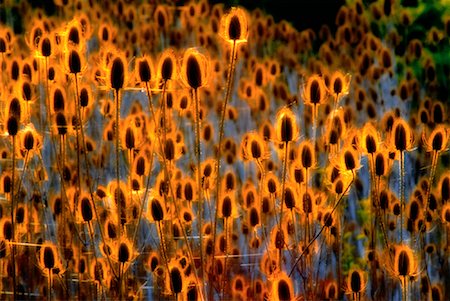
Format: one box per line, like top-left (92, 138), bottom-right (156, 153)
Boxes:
top-left (220, 7), bottom-right (249, 44)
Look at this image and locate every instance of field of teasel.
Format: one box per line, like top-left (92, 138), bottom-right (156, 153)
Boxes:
top-left (0, 0), bottom-right (448, 300)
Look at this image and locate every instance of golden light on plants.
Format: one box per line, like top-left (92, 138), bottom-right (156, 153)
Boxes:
top-left (0, 0), bottom-right (448, 300)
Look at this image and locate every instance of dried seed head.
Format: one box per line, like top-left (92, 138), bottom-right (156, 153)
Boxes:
top-left (8, 97), bottom-right (21, 121)
top-left (52, 87), bottom-right (65, 113)
top-left (40, 36), bottom-right (52, 57)
top-left (181, 48), bottom-right (210, 89)
top-left (79, 86), bottom-right (90, 107)
top-left (442, 204), bottom-right (450, 224)
top-left (43, 246), bottom-right (55, 269)
top-left (124, 127), bottom-right (135, 150)
top-left (118, 242), bottom-right (130, 263)
top-left (109, 56), bottom-right (126, 90)
top-left (431, 101), bottom-right (445, 124)
top-left (397, 249), bottom-right (411, 276)
top-left (361, 123), bottom-right (379, 154)
top-left (341, 147), bottom-right (359, 171)
top-left (426, 125), bottom-right (448, 153)
top-left (408, 200), bottom-right (420, 221)
top-left (325, 281), bottom-right (338, 299)
top-left (2, 219), bottom-right (12, 240)
top-left (221, 195), bottom-right (233, 218)
top-left (249, 206), bottom-right (260, 228)
top-left (136, 56), bottom-right (153, 83)
top-left (220, 7), bottom-right (248, 44)
top-left (284, 185), bottom-right (296, 210)
top-left (303, 74), bottom-right (328, 106)
top-left (106, 220), bottom-right (118, 239)
top-left (275, 108), bottom-right (298, 143)
top-left (55, 112), bottom-right (68, 136)
top-left (157, 49), bottom-right (177, 82)
top-left (170, 266), bottom-right (183, 294)
top-left (391, 118), bottom-right (413, 152)
top-left (22, 81), bottom-right (32, 102)
top-left (299, 140), bottom-right (315, 169)
top-left (348, 269), bottom-right (364, 293)
top-left (271, 273), bottom-right (293, 301)
top-left (375, 151), bottom-right (387, 177)
top-left (150, 198), bottom-right (164, 222)
top-left (7, 116), bottom-right (18, 136)
top-left (439, 174), bottom-right (450, 202)
top-left (80, 196), bottom-right (93, 222)
top-left (23, 130), bottom-right (35, 151)
top-left (67, 49), bottom-right (81, 74)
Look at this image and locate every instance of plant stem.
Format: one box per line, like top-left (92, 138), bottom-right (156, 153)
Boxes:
top-left (193, 87), bottom-right (205, 281)
top-left (211, 40), bottom-right (237, 298)
top-left (11, 135), bottom-right (16, 301)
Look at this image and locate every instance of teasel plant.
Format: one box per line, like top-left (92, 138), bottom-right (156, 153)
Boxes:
top-left (210, 8), bottom-right (248, 297)
top-left (360, 122), bottom-right (382, 250)
top-left (65, 46), bottom-right (85, 193)
top-left (274, 107), bottom-right (298, 270)
top-left (302, 74), bottom-right (327, 146)
top-left (38, 33), bottom-right (53, 132)
top-left (328, 70), bottom-right (351, 113)
top-left (421, 125), bottom-right (448, 223)
top-left (6, 113), bottom-right (18, 300)
top-left (217, 189), bottom-right (238, 299)
top-left (345, 268), bottom-right (366, 301)
top-left (244, 132), bottom-right (268, 237)
top-left (106, 50), bottom-right (128, 239)
top-left (180, 47), bottom-right (210, 288)
top-left (37, 241), bottom-right (65, 301)
top-left (298, 139), bottom-right (315, 243)
top-left (389, 118), bottom-right (414, 243)
top-left (385, 244), bottom-right (419, 301)
top-left (156, 49), bottom-right (177, 164)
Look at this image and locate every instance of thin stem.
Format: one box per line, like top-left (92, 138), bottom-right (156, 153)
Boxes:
top-left (279, 142), bottom-right (289, 233)
top-left (193, 88), bottom-right (205, 280)
top-left (211, 40), bottom-right (237, 298)
top-left (11, 136), bottom-right (16, 301)
top-left (45, 57), bottom-right (51, 131)
top-left (424, 151), bottom-right (438, 216)
top-left (222, 217), bottom-right (228, 300)
top-left (399, 151), bottom-right (404, 243)
top-left (115, 88), bottom-right (122, 235)
top-left (277, 142), bottom-right (289, 270)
